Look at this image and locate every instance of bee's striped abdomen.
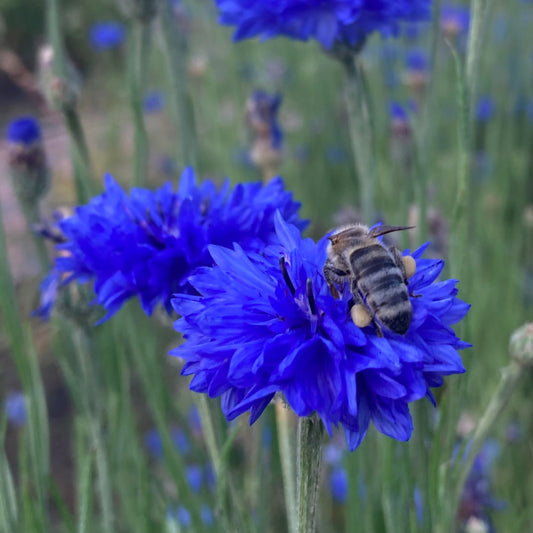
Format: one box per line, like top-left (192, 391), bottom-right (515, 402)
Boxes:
top-left (348, 243), bottom-right (412, 335)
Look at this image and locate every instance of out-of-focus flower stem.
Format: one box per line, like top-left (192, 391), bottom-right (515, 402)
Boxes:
top-left (159, 0), bottom-right (198, 169)
top-left (449, 0), bottom-right (492, 279)
top-left (71, 327), bottom-right (113, 533)
top-left (19, 200), bottom-right (49, 271)
top-left (296, 414), bottom-right (323, 533)
top-left (416, 0), bottom-right (441, 244)
top-left (64, 108), bottom-right (94, 203)
top-left (276, 401), bottom-right (297, 533)
top-left (129, 19), bottom-right (151, 188)
top-left (344, 57), bottom-right (375, 223)
top-left (46, 0), bottom-right (94, 204)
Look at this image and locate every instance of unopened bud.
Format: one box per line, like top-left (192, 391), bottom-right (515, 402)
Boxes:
top-left (6, 116), bottom-right (50, 204)
top-left (509, 323), bottom-right (533, 368)
top-left (38, 44), bottom-right (81, 112)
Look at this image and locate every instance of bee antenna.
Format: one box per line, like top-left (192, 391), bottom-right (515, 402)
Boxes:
top-left (368, 225), bottom-right (415, 239)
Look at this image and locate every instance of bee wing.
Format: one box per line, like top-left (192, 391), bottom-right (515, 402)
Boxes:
top-left (367, 225), bottom-right (414, 239)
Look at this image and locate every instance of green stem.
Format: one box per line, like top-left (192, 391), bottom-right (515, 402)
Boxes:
top-left (344, 56), bottom-right (375, 223)
top-left (451, 360), bottom-right (524, 518)
top-left (159, 0), bottom-right (198, 169)
top-left (47, 0), bottom-right (95, 203)
top-left (195, 394), bottom-right (221, 474)
top-left (416, 0), bottom-right (441, 244)
top-left (129, 19), bottom-right (151, 188)
top-left (275, 401), bottom-right (297, 533)
top-left (20, 200), bottom-right (49, 272)
top-left (71, 328), bottom-right (113, 533)
top-left (296, 415), bottom-right (323, 533)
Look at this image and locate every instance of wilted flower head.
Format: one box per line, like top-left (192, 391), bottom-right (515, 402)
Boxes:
top-left (172, 214), bottom-right (470, 451)
top-left (214, 0), bottom-right (431, 51)
top-left (36, 168), bottom-right (306, 322)
top-left (246, 90), bottom-right (284, 181)
top-left (89, 22), bottom-right (126, 50)
top-left (6, 116), bottom-right (49, 204)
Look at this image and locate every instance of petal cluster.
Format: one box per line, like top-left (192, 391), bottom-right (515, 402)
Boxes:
top-left (36, 168), bottom-right (306, 321)
top-left (214, 0), bottom-right (431, 49)
top-left (172, 214), bottom-right (470, 450)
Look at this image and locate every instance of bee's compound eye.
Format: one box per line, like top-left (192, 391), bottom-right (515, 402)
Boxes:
top-left (402, 255), bottom-right (416, 279)
top-left (350, 304), bottom-right (373, 329)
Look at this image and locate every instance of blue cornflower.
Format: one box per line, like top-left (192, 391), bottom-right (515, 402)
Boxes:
top-left (7, 116), bottom-right (42, 145)
top-left (143, 90), bottom-right (165, 113)
top-left (414, 486), bottom-right (424, 525)
top-left (389, 101), bottom-right (409, 122)
top-left (4, 392), bottom-right (27, 427)
top-left (36, 168), bottom-right (306, 321)
top-left (201, 505), bottom-right (213, 527)
top-left (185, 464), bottom-right (203, 493)
top-left (89, 22), bottom-right (126, 50)
top-left (440, 4), bottom-right (470, 37)
top-left (246, 90), bottom-right (283, 149)
top-left (330, 466), bottom-right (349, 503)
top-left (458, 439), bottom-right (506, 529)
top-left (405, 48), bottom-right (429, 72)
top-left (475, 96), bottom-right (495, 122)
top-left (214, 0), bottom-right (432, 50)
top-left (171, 213), bottom-right (470, 451)
top-left (144, 427), bottom-right (191, 459)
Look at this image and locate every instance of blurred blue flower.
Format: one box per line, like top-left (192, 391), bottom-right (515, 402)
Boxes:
top-left (330, 467), bottom-right (349, 503)
top-left (89, 22), bottom-right (126, 50)
top-left (215, 0), bottom-right (431, 50)
top-left (414, 486), bottom-right (424, 525)
top-left (185, 464), bottom-right (203, 493)
top-left (405, 48), bottom-right (429, 72)
top-left (459, 439), bottom-right (506, 529)
top-left (201, 505), bottom-right (213, 527)
top-left (246, 90), bottom-right (283, 149)
top-left (143, 90), bottom-right (165, 113)
top-left (323, 441), bottom-right (345, 465)
top-left (144, 427), bottom-right (190, 459)
top-left (171, 213), bottom-right (470, 451)
top-left (475, 97), bottom-right (495, 122)
top-left (7, 116), bottom-right (42, 145)
top-left (440, 4), bottom-right (470, 37)
top-left (5, 392), bottom-right (27, 427)
top-left (389, 101), bottom-right (409, 121)
top-left (325, 145), bottom-right (348, 164)
top-left (167, 506), bottom-right (191, 528)
top-left (36, 168), bottom-right (306, 321)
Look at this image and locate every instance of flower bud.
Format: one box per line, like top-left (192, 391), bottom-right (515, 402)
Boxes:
top-left (6, 116), bottom-right (50, 205)
top-left (38, 44), bottom-right (81, 112)
top-left (509, 323), bottom-right (533, 368)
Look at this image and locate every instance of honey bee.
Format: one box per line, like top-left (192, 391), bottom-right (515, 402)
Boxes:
top-left (323, 224), bottom-right (416, 336)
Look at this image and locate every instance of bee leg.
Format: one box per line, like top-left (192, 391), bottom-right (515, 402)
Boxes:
top-left (323, 259), bottom-right (349, 298)
top-left (390, 247), bottom-right (416, 281)
top-left (348, 280), bottom-right (374, 329)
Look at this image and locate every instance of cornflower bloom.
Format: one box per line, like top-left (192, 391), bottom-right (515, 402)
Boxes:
top-left (36, 168), bottom-right (306, 321)
top-left (89, 22), bottom-right (126, 50)
top-left (214, 0), bottom-right (431, 51)
top-left (172, 214), bottom-right (470, 450)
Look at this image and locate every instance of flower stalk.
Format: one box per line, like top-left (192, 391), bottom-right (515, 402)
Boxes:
top-left (159, 0), bottom-right (198, 169)
top-left (128, 18), bottom-right (152, 187)
top-left (276, 401), bottom-right (297, 533)
top-left (296, 414), bottom-right (323, 533)
top-left (344, 56), bottom-right (375, 223)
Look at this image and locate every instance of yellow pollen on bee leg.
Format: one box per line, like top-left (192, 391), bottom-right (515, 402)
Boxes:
top-left (402, 255), bottom-right (416, 279)
top-left (350, 304), bottom-right (373, 328)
